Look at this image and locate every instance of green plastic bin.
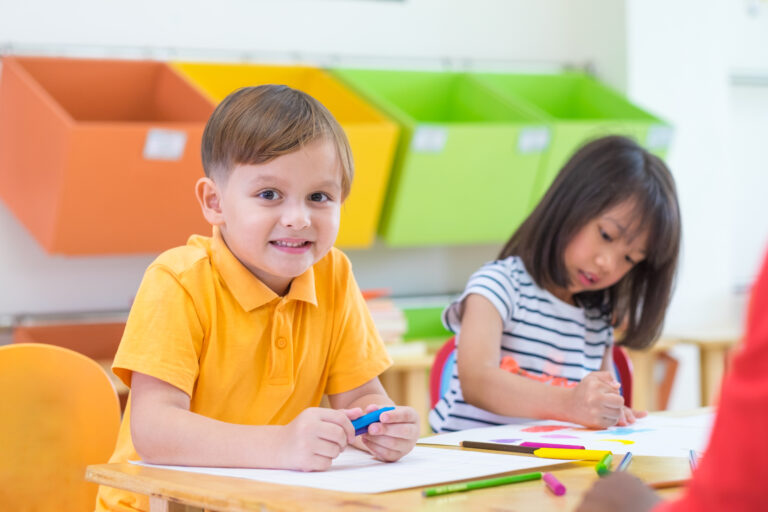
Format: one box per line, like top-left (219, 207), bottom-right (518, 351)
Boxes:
top-left (332, 69), bottom-right (550, 246)
top-left (475, 72), bottom-right (672, 206)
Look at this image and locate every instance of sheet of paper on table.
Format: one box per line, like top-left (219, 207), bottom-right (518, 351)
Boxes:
top-left (132, 445), bottom-right (568, 493)
top-left (419, 412), bottom-right (715, 458)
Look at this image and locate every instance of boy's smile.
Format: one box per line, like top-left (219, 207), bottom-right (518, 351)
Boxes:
top-left (197, 138), bottom-right (343, 295)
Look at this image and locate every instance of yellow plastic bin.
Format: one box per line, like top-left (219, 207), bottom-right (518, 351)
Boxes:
top-left (0, 56), bottom-right (215, 254)
top-left (172, 62), bottom-right (399, 248)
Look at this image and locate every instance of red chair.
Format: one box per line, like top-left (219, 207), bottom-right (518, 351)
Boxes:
top-left (429, 336), bottom-right (456, 408)
top-left (429, 337), bottom-right (634, 409)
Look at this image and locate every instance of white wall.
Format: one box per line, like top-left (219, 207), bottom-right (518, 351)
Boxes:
top-left (0, 0), bottom-right (627, 317)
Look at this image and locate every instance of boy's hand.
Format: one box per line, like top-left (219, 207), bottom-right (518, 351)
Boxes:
top-left (617, 405), bottom-right (647, 426)
top-left (568, 371), bottom-right (625, 428)
top-left (358, 404), bottom-right (419, 462)
top-left (279, 407), bottom-right (360, 471)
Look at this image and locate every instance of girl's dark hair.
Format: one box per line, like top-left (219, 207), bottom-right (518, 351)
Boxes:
top-left (499, 135), bottom-right (681, 349)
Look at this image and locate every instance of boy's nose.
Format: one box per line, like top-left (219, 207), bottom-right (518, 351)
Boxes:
top-left (281, 203), bottom-right (311, 229)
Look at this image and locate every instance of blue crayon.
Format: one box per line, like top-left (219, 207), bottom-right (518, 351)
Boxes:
top-left (352, 406), bottom-right (395, 435)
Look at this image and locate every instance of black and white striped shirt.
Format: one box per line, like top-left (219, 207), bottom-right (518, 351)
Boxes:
top-left (429, 256), bottom-right (613, 433)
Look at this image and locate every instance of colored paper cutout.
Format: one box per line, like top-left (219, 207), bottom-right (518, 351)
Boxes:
top-left (489, 439), bottom-right (521, 444)
top-left (603, 439), bottom-right (635, 445)
top-left (596, 427), bottom-right (653, 436)
top-left (521, 425), bottom-right (570, 433)
top-left (542, 434), bottom-right (580, 439)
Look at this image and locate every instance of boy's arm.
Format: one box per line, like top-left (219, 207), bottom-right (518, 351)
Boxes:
top-left (458, 294), bottom-right (624, 428)
top-left (328, 377), bottom-right (419, 462)
top-left (130, 372), bottom-right (357, 471)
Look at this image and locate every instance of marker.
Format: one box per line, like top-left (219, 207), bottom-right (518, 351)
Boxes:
top-left (649, 478), bottom-right (690, 490)
top-left (352, 406), bottom-right (395, 436)
top-left (520, 442), bottom-right (586, 450)
top-left (534, 448), bottom-right (611, 461)
top-left (596, 452), bottom-right (613, 476)
top-left (542, 472), bottom-right (566, 496)
top-left (689, 449), bottom-right (698, 471)
top-left (461, 441), bottom-right (537, 454)
top-left (422, 472), bottom-right (542, 497)
top-left (617, 452), bottom-right (633, 472)
top-left (461, 442), bottom-right (609, 461)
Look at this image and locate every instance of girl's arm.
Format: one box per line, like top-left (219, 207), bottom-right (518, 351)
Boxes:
top-left (130, 372), bottom-right (357, 471)
top-left (458, 294), bottom-right (624, 427)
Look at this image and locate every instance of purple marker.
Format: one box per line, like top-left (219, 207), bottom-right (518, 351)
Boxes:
top-left (543, 472), bottom-right (566, 496)
top-left (521, 442), bottom-right (586, 450)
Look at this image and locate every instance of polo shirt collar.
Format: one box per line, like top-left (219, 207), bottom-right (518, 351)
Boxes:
top-left (210, 227), bottom-right (318, 311)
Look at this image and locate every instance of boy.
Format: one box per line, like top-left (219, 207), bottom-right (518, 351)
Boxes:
top-left (97, 85), bottom-right (419, 512)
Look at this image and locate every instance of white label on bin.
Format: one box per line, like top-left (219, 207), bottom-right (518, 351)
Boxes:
top-left (646, 125), bottom-right (674, 150)
top-left (412, 126), bottom-right (447, 153)
top-left (143, 129), bottom-right (187, 161)
top-left (517, 127), bottom-right (550, 154)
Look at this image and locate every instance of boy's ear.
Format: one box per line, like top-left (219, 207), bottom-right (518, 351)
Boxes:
top-left (195, 177), bottom-right (225, 226)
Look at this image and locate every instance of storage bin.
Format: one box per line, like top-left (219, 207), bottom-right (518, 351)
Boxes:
top-left (332, 69), bottom-right (550, 246)
top-left (475, 72), bottom-right (672, 205)
top-left (172, 62), bottom-right (399, 248)
top-left (0, 56), bottom-right (215, 254)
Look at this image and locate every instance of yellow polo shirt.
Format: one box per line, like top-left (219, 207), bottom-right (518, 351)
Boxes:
top-left (96, 229), bottom-right (392, 512)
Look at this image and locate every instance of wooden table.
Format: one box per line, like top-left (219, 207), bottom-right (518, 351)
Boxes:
top-left (627, 333), bottom-right (740, 411)
top-left (86, 451), bottom-right (690, 512)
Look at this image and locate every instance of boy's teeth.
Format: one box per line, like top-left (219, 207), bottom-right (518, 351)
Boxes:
top-left (275, 240), bottom-right (305, 247)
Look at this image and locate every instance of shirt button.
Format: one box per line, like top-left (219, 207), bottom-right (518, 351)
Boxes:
top-left (276, 337), bottom-right (287, 349)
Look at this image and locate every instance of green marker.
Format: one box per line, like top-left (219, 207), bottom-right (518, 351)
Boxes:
top-left (423, 472), bottom-right (542, 497)
top-left (596, 452), bottom-right (613, 476)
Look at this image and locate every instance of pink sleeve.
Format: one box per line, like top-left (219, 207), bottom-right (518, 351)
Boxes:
top-left (654, 250), bottom-right (768, 512)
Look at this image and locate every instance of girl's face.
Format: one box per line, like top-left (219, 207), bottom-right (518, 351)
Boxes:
top-left (555, 201), bottom-right (649, 304)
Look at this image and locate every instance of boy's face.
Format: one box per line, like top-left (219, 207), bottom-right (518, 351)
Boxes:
top-left (198, 138), bottom-right (342, 295)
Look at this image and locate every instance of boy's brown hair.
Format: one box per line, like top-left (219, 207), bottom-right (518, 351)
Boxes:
top-left (201, 84), bottom-right (354, 198)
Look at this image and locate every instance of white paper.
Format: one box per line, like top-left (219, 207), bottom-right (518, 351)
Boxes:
top-left (419, 412), bottom-right (715, 458)
top-left (131, 445), bottom-right (567, 493)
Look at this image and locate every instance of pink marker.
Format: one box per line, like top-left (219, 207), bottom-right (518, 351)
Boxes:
top-left (521, 442), bottom-right (585, 450)
top-left (543, 472), bottom-right (566, 496)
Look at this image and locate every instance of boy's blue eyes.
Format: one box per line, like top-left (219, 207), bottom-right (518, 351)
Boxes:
top-left (309, 192), bottom-right (330, 202)
top-left (256, 190), bottom-right (331, 202)
top-left (258, 190), bottom-right (279, 200)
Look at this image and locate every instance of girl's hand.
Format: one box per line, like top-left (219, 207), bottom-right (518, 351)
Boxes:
top-left (279, 407), bottom-right (359, 471)
top-left (358, 404), bottom-right (419, 462)
top-left (617, 405), bottom-right (648, 426)
top-left (568, 371), bottom-right (625, 428)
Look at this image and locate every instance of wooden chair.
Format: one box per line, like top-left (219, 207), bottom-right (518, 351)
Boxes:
top-left (429, 337), bottom-right (634, 409)
top-left (0, 343), bottom-right (121, 511)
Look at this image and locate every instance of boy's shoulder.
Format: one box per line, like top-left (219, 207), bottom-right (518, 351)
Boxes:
top-left (313, 246), bottom-right (353, 282)
top-left (148, 234), bottom-right (213, 278)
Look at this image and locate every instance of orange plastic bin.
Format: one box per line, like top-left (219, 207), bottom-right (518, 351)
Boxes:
top-left (0, 56), bottom-right (216, 254)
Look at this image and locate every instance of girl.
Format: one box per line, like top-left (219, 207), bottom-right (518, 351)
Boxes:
top-left (429, 135), bottom-right (681, 432)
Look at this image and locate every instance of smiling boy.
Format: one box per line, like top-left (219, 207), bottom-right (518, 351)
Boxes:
top-left (96, 85), bottom-right (419, 512)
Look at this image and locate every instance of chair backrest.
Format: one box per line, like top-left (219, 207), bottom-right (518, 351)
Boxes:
top-left (429, 336), bottom-right (456, 408)
top-left (0, 343), bottom-right (121, 511)
top-left (613, 344), bottom-right (633, 408)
